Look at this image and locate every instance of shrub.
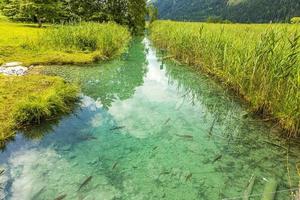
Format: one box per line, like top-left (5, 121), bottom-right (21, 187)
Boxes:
top-left (291, 17), bottom-right (300, 24)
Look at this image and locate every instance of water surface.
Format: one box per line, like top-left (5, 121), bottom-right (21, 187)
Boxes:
top-left (0, 38), bottom-right (299, 200)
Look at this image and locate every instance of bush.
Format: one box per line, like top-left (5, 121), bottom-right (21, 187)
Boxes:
top-left (291, 17), bottom-right (300, 24)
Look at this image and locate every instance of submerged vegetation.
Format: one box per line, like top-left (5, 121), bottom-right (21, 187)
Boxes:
top-left (0, 18), bottom-right (131, 66)
top-left (150, 20), bottom-right (300, 136)
top-left (0, 75), bottom-right (78, 141)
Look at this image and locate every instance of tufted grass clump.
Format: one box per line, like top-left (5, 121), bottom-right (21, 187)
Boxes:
top-left (150, 21), bottom-right (300, 136)
top-left (26, 22), bottom-right (131, 58)
top-left (0, 75), bottom-right (79, 141)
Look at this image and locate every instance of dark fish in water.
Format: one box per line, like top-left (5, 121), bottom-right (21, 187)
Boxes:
top-left (159, 171), bottom-right (171, 176)
top-left (152, 146), bottom-right (158, 151)
top-left (112, 162), bottom-right (118, 170)
top-left (175, 134), bottom-right (193, 139)
top-left (78, 176), bottom-right (93, 191)
top-left (186, 173), bottom-right (193, 181)
top-left (208, 118), bottom-right (217, 136)
top-left (54, 194), bottom-right (67, 200)
top-left (164, 118), bottom-right (171, 125)
top-left (110, 126), bottom-right (126, 131)
top-left (212, 155), bottom-right (222, 163)
top-left (31, 187), bottom-right (46, 200)
top-left (0, 169), bottom-right (4, 176)
top-left (79, 135), bottom-right (97, 141)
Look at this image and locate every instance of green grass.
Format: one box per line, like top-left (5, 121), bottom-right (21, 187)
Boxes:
top-left (0, 75), bottom-right (79, 141)
top-left (0, 16), bottom-right (131, 142)
top-left (150, 20), bottom-right (300, 136)
top-left (0, 17), bottom-right (131, 66)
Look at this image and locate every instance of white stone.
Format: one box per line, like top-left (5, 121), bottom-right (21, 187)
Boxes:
top-left (1, 62), bottom-right (23, 68)
top-left (0, 66), bottom-right (28, 76)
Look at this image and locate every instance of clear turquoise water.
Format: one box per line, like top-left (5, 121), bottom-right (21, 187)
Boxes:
top-left (0, 38), bottom-right (299, 200)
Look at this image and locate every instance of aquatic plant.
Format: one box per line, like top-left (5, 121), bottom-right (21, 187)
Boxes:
top-left (150, 21), bottom-right (300, 136)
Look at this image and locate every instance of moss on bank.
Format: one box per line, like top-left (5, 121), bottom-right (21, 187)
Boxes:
top-left (0, 75), bottom-right (79, 141)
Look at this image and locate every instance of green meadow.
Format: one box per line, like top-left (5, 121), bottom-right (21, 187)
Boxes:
top-left (0, 17), bottom-right (130, 66)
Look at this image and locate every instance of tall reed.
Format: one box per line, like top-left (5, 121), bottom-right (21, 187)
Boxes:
top-left (150, 21), bottom-right (300, 136)
top-left (25, 22), bottom-right (131, 59)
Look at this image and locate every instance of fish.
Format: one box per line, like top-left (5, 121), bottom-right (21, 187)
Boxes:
top-left (54, 194), bottom-right (67, 200)
top-left (0, 169), bottom-right (4, 176)
top-left (112, 162), bottom-right (118, 170)
top-left (31, 187), bottom-right (46, 200)
top-left (79, 135), bottom-right (97, 141)
top-left (110, 126), bottom-right (126, 131)
top-left (212, 155), bottom-right (222, 163)
top-left (208, 118), bottom-right (217, 136)
top-left (186, 173), bottom-right (193, 181)
top-left (152, 146), bottom-right (158, 151)
top-left (175, 134), bottom-right (193, 139)
top-left (78, 176), bottom-right (93, 191)
top-left (164, 118), bottom-right (171, 125)
top-left (159, 171), bottom-right (171, 176)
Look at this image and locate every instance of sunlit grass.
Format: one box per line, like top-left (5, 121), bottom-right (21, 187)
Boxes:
top-left (0, 75), bottom-right (79, 141)
top-left (150, 20), bottom-right (300, 136)
top-left (0, 17), bottom-right (131, 66)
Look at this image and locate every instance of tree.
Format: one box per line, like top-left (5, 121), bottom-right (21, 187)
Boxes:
top-left (1, 0), bottom-right (147, 33)
top-left (127, 0), bottom-right (146, 34)
top-left (19, 0), bottom-right (62, 27)
top-left (147, 3), bottom-right (158, 23)
top-left (1, 0), bottom-right (62, 27)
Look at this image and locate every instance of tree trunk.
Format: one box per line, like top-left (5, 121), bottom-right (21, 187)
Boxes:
top-left (37, 18), bottom-right (42, 28)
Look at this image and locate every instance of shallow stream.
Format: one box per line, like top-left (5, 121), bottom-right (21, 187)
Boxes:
top-left (0, 38), bottom-right (299, 200)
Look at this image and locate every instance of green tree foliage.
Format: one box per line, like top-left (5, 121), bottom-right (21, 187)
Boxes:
top-left (147, 3), bottom-right (158, 23)
top-left (1, 0), bottom-right (62, 26)
top-left (153, 0), bottom-right (300, 23)
top-left (127, 0), bottom-right (146, 34)
top-left (1, 0), bottom-right (147, 34)
top-left (291, 17), bottom-right (300, 24)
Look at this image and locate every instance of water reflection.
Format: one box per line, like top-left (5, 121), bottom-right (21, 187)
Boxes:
top-left (43, 38), bottom-right (147, 109)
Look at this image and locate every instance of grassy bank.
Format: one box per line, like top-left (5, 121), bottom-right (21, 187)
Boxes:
top-left (0, 16), bottom-right (131, 142)
top-left (150, 21), bottom-right (300, 136)
top-left (0, 75), bottom-right (78, 141)
top-left (0, 17), bottom-right (131, 66)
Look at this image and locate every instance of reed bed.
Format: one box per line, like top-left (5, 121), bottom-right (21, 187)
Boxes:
top-left (150, 21), bottom-right (300, 136)
top-left (27, 22), bottom-right (131, 58)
